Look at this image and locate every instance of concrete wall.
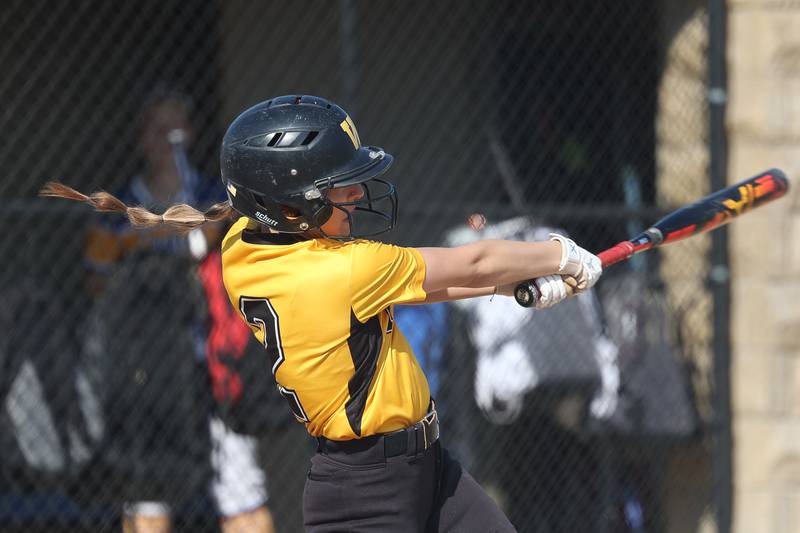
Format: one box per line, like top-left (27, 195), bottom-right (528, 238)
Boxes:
top-left (643, 1), bottom-right (800, 530)
top-left (727, 1), bottom-right (800, 532)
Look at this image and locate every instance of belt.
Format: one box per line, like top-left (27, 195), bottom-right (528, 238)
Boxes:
top-left (317, 407), bottom-right (440, 459)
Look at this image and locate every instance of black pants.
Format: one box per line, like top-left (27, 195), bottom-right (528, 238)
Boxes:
top-left (303, 438), bottom-right (516, 532)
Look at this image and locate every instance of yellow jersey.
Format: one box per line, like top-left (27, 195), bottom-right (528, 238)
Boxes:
top-left (221, 217), bottom-right (430, 440)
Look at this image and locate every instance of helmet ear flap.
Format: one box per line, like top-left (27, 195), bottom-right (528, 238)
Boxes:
top-left (227, 183), bottom-right (304, 232)
top-left (308, 203), bottom-right (334, 229)
top-left (277, 202), bottom-right (332, 231)
top-left (230, 182), bottom-right (338, 233)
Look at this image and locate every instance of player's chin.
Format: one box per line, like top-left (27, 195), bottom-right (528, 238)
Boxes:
top-left (322, 220), bottom-right (351, 238)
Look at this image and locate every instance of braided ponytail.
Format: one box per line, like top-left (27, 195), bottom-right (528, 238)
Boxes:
top-left (39, 182), bottom-right (234, 232)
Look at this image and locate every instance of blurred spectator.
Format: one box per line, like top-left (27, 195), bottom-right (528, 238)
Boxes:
top-left (83, 88), bottom-right (282, 533)
top-left (198, 246), bottom-right (311, 533)
top-left (0, 271), bottom-right (103, 519)
top-left (444, 215), bottom-right (697, 532)
top-left (444, 216), bottom-right (618, 532)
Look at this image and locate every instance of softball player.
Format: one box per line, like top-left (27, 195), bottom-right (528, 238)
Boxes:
top-left (42, 95), bottom-right (602, 532)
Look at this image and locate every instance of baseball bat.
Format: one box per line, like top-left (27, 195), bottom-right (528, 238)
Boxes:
top-left (514, 168), bottom-right (791, 307)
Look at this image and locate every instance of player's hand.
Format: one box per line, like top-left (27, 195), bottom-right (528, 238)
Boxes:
top-left (561, 275), bottom-right (579, 297)
top-left (531, 275), bottom-right (569, 309)
top-left (497, 275), bottom-right (575, 302)
top-left (549, 233), bottom-right (602, 293)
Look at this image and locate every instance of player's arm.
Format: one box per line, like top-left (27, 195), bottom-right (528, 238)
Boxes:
top-left (416, 239), bottom-right (563, 293)
top-left (349, 236), bottom-right (597, 317)
top-left (416, 286), bottom-right (495, 303)
top-left (417, 280), bottom-right (579, 304)
top-left (417, 237), bottom-right (598, 307)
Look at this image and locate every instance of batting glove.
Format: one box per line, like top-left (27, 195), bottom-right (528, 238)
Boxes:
top-left (531, 274), bottom-right (569, 309)
top-left (549, 233), bottom-right (602, 292)
top-left (495, 276), bottom-right (571, 305)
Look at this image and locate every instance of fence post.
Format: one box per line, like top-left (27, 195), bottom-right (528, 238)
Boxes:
top-left (708, 0), bottom-right (732, 532)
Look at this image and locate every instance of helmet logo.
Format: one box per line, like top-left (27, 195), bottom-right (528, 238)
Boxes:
top-left (340, 116), bottom-right (361, 149)
top-left (254, 210), bottom-right (279, 227)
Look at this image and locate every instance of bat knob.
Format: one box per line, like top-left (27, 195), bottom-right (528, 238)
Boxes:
top-left (514, 280), bottom-right (539, 308)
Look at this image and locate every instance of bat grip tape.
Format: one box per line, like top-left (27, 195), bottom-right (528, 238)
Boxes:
top-left (597, 241), bottom-right (636, 267)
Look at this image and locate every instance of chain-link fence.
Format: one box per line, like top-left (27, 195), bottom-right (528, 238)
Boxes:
top-left (2, 1), bottom-right (719, 532)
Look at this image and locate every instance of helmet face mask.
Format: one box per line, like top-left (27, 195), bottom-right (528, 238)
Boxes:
top-left (315, 178), bottom-right (398, 239)
top-left (221, 95), bottom-right (397, 240)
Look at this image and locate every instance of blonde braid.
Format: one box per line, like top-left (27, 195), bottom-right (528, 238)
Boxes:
top-left (39, 181), bottom-right (234, 232)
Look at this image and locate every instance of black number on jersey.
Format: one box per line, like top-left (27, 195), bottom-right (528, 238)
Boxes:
top-left (240, 297), bottom-right (309, 423)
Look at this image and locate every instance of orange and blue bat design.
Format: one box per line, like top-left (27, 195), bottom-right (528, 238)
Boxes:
top-left (514, 168), bottom-right (790, 308)
top-left (598, 168), bottom-right (789, 267)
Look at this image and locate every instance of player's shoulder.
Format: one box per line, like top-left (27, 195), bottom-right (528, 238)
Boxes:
top-left (226, 216), bottom-right (251, 237)
top-left (221, 216), bottom-right (253, 253)
top-left (341, 238), bottom-right (405, 250)
top-left (328, 238), bottom-right (396, 256)
top-left (344, 239), bottom-right (423, 271)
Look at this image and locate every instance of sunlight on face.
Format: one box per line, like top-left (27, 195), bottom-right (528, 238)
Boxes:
top-left (319, 184), bottom-right (365, 237)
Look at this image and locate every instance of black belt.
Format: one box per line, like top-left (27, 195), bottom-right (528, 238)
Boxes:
top-left (317, 408), bottom-right (440, 459)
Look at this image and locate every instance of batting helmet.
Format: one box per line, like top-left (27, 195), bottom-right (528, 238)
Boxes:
top-left (221, 95), bottom-right (396, 238)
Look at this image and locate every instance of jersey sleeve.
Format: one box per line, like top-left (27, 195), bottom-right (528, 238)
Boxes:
top-left (349, 240), bottom-right (427, 322)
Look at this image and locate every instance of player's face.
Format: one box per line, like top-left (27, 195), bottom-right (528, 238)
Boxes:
top-left (320, 184), bottom-right (365, 236)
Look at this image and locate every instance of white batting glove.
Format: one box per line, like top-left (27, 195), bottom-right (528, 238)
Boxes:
top-left (532, 275), bottom-right (569, 309)
top-left (495, 276), bottom-right (570, 308)
top-left (549, 233), bottom-right (602, 293)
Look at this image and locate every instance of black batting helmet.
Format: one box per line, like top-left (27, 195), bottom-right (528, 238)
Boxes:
top-left (221, 95), bottom-right (397, 238)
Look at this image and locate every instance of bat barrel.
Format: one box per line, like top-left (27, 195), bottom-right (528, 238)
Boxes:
top-left (651, 168), bottom-right (790, 247)
top-left (514, 168), bottom-right (790, 309)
